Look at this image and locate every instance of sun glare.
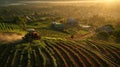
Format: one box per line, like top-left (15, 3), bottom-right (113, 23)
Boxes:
top-left (96, 0), bottom-right (117, 2)
top-left (93, 0), bottom-right (117, 7)
top-left (103, 0), bottom-right (115, 2)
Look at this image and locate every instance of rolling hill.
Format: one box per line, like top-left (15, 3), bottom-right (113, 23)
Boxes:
top-left (0, 39), bottom-right (120, 67)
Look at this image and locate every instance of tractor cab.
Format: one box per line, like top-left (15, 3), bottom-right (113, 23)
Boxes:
top-left (23, 29), bottom-right (40, 42)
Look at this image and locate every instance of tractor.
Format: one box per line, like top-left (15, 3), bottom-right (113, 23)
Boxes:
top-left (22, 29), bottom-right (41, 42)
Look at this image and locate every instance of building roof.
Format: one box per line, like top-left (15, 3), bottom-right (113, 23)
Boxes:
top-left (96, 25), bottom-right (114, 32)
top-left (27, 29), bottom-right (35, 32)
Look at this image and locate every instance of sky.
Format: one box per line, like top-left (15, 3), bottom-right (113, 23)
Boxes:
top-left (0, 0), bottom-right (119, 1)
top-left (0, 0), bottom-right (118, 1)
top-left (0, 0), bottom-right (119, 3)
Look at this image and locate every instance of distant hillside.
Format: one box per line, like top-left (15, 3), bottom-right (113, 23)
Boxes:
top-left (0, 0), bottom-right (79, 1)
top-left (0, 0), bottom-right (83, 4)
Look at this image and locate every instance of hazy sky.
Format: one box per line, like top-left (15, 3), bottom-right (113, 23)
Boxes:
top-left (0, 0), bottom-right (119, 1)
top-left (1, 0), bottom-right (119, 3)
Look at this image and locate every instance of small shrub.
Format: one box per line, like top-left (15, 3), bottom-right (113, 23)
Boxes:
top-left (108, 35), bottom-right (116, 42)
top-left (113, 29), bottom-right (120, 43)
top-left (96, 31), bottom-right (110, 40)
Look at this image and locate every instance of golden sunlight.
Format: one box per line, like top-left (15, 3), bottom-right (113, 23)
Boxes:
top-left (102, 0), bottom-right (115, 2)
top-left (95, 0), bottom-right (117, 2)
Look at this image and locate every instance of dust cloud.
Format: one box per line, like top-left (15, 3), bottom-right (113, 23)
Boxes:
top-left (0, 33), bottom-right (24, 43)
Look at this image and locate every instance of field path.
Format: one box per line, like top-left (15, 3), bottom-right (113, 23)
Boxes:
top-left (0, 32), bottom-right (23, 43)
top-left (66, 30), bottom-right (95, 41)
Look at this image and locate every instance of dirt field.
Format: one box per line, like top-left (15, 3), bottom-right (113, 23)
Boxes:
top-left (0, 32), bottom-right (23, 43)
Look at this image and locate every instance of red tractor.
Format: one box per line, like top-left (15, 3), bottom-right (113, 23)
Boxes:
top-left (22, 29), bottom-right (41, 42)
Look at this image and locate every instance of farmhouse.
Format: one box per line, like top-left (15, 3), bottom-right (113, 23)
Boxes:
top-left (79, 24), bottom-right (92, 30)
top-left (96, 25), bottom-right (114, 33)
top-left (52, 22), bottom-right (65, 30)
top-left (52, 18), bottom-right (79, 30)
top-left (66, 18), bottom-right (78, 25)
top-left (65, 18), bottom-right (79, 28)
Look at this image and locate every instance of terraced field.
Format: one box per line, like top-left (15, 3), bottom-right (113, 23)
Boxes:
top-left (0, 23), bottom-right (21, 32)
top-left (0, 39), bottom-right (119, 67)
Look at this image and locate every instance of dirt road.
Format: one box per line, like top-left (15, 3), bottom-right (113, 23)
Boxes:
top-left (0, 32), bottom-right (23, 43)
top-left (66, 30), bottom-right (95, 41)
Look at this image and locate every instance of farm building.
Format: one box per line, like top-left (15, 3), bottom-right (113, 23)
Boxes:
top-left (52, 18), bottom-right (79, 30)
top-left (52, 22), bottom-right (65, 30)
top-left (65, 18), bottom-right (79, 28)
top-left (79, 24), bottom-right (92, 30)
top-left (96, 25), bottom-right (114, 33)
top-left (26, 16), bottom-right (31, 20)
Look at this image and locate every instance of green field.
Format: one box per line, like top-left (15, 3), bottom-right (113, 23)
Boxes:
top-left (0, 1), bottom-right (120, 67)
top-left (0, 39), bottom-right (120, 67)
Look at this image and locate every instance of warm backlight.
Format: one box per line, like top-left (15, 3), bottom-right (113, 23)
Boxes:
top-left (96, 0), bottom-right (117, 2)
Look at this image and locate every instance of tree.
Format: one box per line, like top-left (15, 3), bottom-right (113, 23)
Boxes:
top-left (96, 31), bottom-right (110, 40)
top-left (113, 29), bottom-right (120, 43)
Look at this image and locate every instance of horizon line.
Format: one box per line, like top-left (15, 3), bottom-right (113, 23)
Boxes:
top-left (19, 1), bottom-right (119, 3)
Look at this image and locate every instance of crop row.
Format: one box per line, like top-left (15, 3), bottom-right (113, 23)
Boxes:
top-left (0, 39), bottom-right (119, 67)
top-left (0, 23), bottom-right (21, 32)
